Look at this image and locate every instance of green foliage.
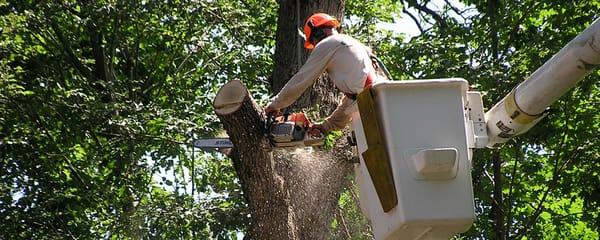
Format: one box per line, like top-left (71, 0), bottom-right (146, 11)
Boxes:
top-left (1, 0), bottom-right (599, 239)
top-left (323, 130), bottom-right (344, 149)
top-left (330, 183), bottom-right (373, 239)
top-left (0, 0), bottom-right (272, 238)
top-left (342, 0), bottom-right (599, 239)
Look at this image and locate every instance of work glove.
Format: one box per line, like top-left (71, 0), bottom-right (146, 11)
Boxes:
top-left (264, 104), bottom-right (282, 117)
top-left (308, 123), bottom-right (328, 138)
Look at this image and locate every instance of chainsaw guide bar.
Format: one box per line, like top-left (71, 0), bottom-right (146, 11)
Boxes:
top-left (194, 112), bottom-right (324, 150)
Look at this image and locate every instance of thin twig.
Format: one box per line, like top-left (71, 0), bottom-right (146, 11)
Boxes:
top-left (11, 99), bottom-right (92, 191)
top-left (337, 205), bottom-right (352, 239)
top-left (504, 142), bottom-right (522, 238)
top-left (406, 0), bottom-right (448, 29)
top-left (403, 7), bottom-right (424, 34)
top-left (513, 150), bottom-right (576, 239)
top-left (513, 110), bottom-right (575, 238)
top-left (97, 131), bottom-right (187, 145)
top-left (443, 0), bottom-right (466, 21)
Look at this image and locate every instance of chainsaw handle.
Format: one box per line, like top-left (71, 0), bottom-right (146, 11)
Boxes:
top-left (282, 108), bottom-right (291, 122)
top-left (307, 127), bottom-right (325, 139)
top-left (265, 113), bottom-right (274, 133)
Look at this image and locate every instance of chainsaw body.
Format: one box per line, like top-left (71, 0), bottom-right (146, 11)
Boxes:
top-left (194, 112), bottom-right (324, 151)
top-left (269, 112), bottom-right (324, 148)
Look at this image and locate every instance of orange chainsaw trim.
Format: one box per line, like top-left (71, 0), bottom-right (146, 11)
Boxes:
top-left (274, 112), bottom-right (312, 128)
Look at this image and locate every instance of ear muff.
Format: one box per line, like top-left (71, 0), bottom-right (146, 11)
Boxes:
top-left (303, 13), bottom-right (340, 49)
top-left (304, 20), bottom-right (315, 49)
top-left (308, 22), bottom-right (327, 48)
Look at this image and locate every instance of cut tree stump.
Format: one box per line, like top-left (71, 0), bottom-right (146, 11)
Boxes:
top-left (213, 80), bottom-right (297, 239)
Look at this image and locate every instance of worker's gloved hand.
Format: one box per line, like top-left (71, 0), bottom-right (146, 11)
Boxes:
top-left (308, 124), bottom-right (328, 138)
top-left (264, 104), bottom-right (282, 117)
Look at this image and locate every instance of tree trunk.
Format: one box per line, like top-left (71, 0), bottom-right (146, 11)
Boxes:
top-left (492, 152), bottom-right (505, 240)
top-left (271, 0), bottom-right (354, 239)
top-left (214, 80), bottom-right (298, 239)
top-left (272, 0), bottom-right (345, 116)
top-left (214, 1), bottom-right (354, 239)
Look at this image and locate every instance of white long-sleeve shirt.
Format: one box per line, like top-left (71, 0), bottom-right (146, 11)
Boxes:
top-left (268, 34), bottom-right (384, 132)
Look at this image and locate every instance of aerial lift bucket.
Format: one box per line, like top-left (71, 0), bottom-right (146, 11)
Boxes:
top-left (352, 78), bottom-right (476, 240)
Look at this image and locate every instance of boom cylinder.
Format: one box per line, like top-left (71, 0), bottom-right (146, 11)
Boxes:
top-left (486, 18), bottom-right (600, 148)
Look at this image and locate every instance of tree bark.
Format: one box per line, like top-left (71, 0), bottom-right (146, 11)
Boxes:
top-left (214, 80), bottom-right (297, 239)
top-left (214, 80), bottom-right (355, 239)
top-left (492, 152), bottom-right (505, 240)
top-left (271, 0), bottom-right (354, 239)
top-left (214, 1), bottom-right (355, 239)
top-left (272, 0), bottom-right (345, 116)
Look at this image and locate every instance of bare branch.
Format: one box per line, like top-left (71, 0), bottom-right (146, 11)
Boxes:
top-left (512, 121), bottom-right (577, 239)
top-left (403, 7), bottom-right (424, 34)
top-left (492, 152), bottom-right (505, 240)
top-left (97, 131), bottom-right (187, 145)
top-left (443, 0), bottom-right (466, 21)
top-left (336, 206), bottom-right (352, 239)
top-left (504, 142), bottom-right (523, 238)
top-left (484, 169), bottom-right (495, 184)
top-left (405, 0), bottom-right (448, 29)
top-left (47, 17), bottom-right (94, 80)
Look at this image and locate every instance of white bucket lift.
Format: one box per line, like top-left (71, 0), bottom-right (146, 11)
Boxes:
top-left (348, 18), bottom-right (600, 240)
top-left (352, 78), bottom-right (485, 240)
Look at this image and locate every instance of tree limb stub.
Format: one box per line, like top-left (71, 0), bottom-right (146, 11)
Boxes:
top-left (213, 80), bottom-right (297, 239)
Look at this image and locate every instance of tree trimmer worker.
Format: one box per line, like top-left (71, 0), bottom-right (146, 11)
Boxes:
top-left (264, 13), bottom-right (388, 134)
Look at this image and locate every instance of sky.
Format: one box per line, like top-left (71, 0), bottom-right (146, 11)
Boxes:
top-left (377, 0), bottom-right (476, 41)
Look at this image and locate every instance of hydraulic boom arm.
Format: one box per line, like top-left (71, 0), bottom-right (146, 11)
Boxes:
top-left (485, 18), bottom-right (600, 147)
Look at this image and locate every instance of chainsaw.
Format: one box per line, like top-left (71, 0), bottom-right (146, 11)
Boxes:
top-left (193, 112), bottom-right (325, 150)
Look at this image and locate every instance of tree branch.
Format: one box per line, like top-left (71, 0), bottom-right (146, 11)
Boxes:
top-left (504, 142), bottom-right (522, 238)
top-left (487, 0), bottom-right (499, 62)
top-left (403, 7), bottom-right (424, 34)
top-left (513, 117), bottom-right (577, 239)
top-left (492, 151), bottom-right (505, 240)
top-left (405, 0), bottom-right (447, 29)
top-left (337, 205), bottom-right (352, 239)
top-left (10, 99), bottom-right (91, 192)
top-left (87, 22), bottom-right (109, 81)
top-left (96, 131), bottom-right (187, 145)
top-left (47, 17), bottom-right (94, 80)
top-left (513, 151), bottom-right (575, 239)
top-left (443, 0), bottom-right (467, 21)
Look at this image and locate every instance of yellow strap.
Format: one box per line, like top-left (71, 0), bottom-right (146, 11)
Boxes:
top-left (356, 88), bottom-right (398, 212)
top-left (504, 89), bottom-right (542, 124)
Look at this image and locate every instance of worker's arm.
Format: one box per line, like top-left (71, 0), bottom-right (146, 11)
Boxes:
top-left (266, 41), bottom-right (340, 111)
top-left (320, 95), bottom-right (356, 132)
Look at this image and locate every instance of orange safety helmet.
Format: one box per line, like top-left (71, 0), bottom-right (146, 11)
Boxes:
top-left (303, 13), bottom-right (340, 49)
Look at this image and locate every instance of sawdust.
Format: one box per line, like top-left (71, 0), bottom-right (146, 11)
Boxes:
top-left (273, 137), bottom-right (355, 239)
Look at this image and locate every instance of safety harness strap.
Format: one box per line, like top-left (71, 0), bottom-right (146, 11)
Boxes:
top-left (344, 71), bottom-right (376, 100)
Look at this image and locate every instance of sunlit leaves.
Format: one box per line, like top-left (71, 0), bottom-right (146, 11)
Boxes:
top-left (1, 0), bottom-right (599, 239)
top-left (0, 0), bottom-right (270, 238)
top-left (342, 0), bottom-right (599, 239)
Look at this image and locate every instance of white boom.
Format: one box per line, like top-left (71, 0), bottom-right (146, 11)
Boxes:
top-left (485, 18), bottom-right (600, 147)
